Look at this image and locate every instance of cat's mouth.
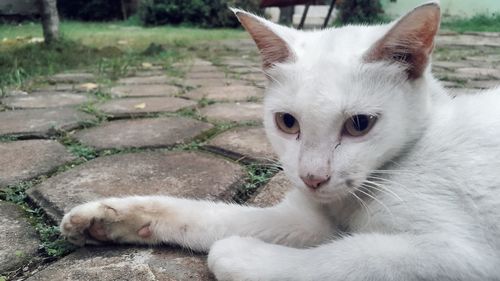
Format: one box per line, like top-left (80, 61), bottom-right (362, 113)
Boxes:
top-left (303, 178), bottom-right (359, 203)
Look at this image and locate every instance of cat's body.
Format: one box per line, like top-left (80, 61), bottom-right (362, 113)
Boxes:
top-left (60, 3), bottom-right (500, 280)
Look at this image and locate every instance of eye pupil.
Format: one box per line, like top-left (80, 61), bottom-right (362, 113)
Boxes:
top-left (353, 115), bottom-right (369, 131)
top-left (275, 112), bottom-right (300, 135)
top-left (344, 114), bottom-right (377, 137)
top-left (283, 113), bottom-right (295, 128)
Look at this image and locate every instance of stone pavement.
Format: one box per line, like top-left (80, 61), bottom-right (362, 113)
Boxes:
top-left (1, 31), bottom-right (499, 280)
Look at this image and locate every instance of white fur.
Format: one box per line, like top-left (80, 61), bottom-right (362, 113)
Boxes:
top-left (61, 5), bottom-right (500, 281)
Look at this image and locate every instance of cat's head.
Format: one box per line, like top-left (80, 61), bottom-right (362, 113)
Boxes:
top-left (234, 3), bottom-right (441, 203)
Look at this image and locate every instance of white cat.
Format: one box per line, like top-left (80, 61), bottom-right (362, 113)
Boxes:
top-left (60, 3), bottom-right (500, 280)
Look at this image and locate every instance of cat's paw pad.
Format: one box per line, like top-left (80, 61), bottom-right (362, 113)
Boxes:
top-left (208, 236), bottom-right (266, 281)
top-left (60, 201), bottom-right (115, 245)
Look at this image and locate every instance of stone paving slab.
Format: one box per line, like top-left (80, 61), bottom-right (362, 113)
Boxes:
top-left (440, 81), bottom-right (464, 88)
top-left (455, 67), bottom-right (500, 80)
top-left (185, 85), bottom-right (264, 102)
top-left (75, 117), bottom-right (214, 150)
top-left (48, 73), bottom-right (95, 84)
top-left (37, 83), bottom-right (99, 93)
top-left (237, 73), bottom-right (267, 83)
top-left (188, 65), bottom-right (219, 73)
top-left (462, 32), bottom-right (500, 37)
top-left (110, 84), bottom-right (181, 98)
top-left (128, 70), bottom-right (165, 77)
top-left (27, 151), bottom-right (245, 221)
top-left (252, 80), bottom-right (268, 88)
top-left (228, 66), bottom-right (261, 74)
top-left (205, 127), bottom-right (275, 163)
top-left (185, 71), bottom-right (226, 80)
top-left (432, 61), bottom-right (476, 71)
top-left (0, 200), bottom-right (40, 274)
top-left (249, 172), bottom-right (291, 207)
top-left (439, 72), bottom-right (487, 82)
top-left (188, 58), bottom-right (213, 67)
top-left (26, 247), bottom-right (214, 281)
top-left (2, 90), bottom-right (28, 97)
top-left (214, 39), bottom-right (259, 52)
top-left (436, 34), bottom-right (500, 48)
top-left (466, 80), bottom-right (500, 89)
top-left (199, 102), bottom-right (263, 123)
top-left (1, 92), bottom-right (90, 109)
top-left (117, 75), bottom-right (172, 85)
top-left (466, 54), bottom-right (500, 62)
top-left (97, 97), bottom-right (196, 118)
top-left (182, 78), bottom-right (247, 88)
top-left (219, 58), bottom-right (259, 68)
top-left (35, 84), bottom-right (75, 92)
top-left (0, 140), bottom-right (76, 189)
top-left (0, 108), bottom-right (97, 138)
top-left (448, 88), bottom-right (481, 96)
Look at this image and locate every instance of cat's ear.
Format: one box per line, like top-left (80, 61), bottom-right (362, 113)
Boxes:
top-left (232, 9), bottom-right (295, 69)
top-left (364, 3), bottom-right (440, 79)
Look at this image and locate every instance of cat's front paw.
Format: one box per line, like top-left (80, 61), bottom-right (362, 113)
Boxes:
top-left (60, 200), bottom-right (128, 245)
top-left (208, 236), bottom-right (271, 281)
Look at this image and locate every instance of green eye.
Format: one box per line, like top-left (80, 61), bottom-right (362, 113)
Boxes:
top-left (343, 115), bottom-right (377, 137)
top-left (275, 112), bottom-right (300, 134)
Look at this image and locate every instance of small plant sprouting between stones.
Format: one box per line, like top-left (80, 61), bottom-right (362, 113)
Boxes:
top-left (198, 97), bottom-right (217, 108)
top-left (234, 164), bottom-right (281, 203)
top-left (0, 181), bottom-right (77, 259)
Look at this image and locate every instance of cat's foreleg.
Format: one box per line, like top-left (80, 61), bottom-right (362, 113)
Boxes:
top-left (208, 233), bottom-right (492, 281)
top-left (60, 190), bottom-right (334, 251)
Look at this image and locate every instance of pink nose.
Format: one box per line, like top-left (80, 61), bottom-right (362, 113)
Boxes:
top-left (300, 174), bottom-right (330, 190)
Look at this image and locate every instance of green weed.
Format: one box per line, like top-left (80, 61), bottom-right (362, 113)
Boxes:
top-left (59, 134), bottom-right (98, 160)
top-left (0, 180), bottom-right (76, 258)
top-left (198, 97), bottom-right (216, 107)
top-left (78, 101), bottom-right (109, 123)
top-left (0, 135), bottom-right (18, 142)
top-left (173, 141), bottom-right (202, 151)
top-left (35, 222), bottom-right (75, 257)
top-left (234, 164), bottom-right (280, 203)
top-left (176, 107), bottom-right (203, 120)
top-left (69, 144), bottom-right (98, 160)
top-left (442, 14), bottom-right (500, 33)
top-left (437, 75), bottom-right (467, 86)
top-left (98, 56), bottom-right (131, 81)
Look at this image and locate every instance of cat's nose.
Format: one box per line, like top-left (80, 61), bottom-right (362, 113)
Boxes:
top-left (300, 174), bottom-right (330, 190)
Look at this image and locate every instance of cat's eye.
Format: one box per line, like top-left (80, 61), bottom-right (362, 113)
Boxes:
top-left (343, 114), bottom-right (377, 137)
top-left (275, 112), bottom-right (300, 135)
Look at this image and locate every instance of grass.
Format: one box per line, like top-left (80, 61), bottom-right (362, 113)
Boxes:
top-left (0, 21), bottom-right (246, 50)
top-left (0, 21), bottom-right (246, 94)
top-left (441, 13), bottom-right (500, 33)
top-left (0, 40), bottom-right (115, 94)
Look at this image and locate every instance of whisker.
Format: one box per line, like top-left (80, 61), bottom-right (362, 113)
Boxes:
top-left (367, 175), bottom-right (434, 203)
top-left (348, 190), bottom-right (371, 218)
top-left (356, 187), bottom-right (395, 220)
top-left (368, 175), bottom-right (412, 191)
top-left (362, 180), bottom-right (404, 202)
top-left (371, 169), bottom-right (413, 174)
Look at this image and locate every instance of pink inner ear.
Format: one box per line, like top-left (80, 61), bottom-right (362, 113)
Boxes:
top-left (364, 4), bottom-right (440, 79)
top-left (237, 13), bottom-right (292, 69)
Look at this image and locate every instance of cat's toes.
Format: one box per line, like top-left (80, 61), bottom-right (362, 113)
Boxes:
top-left (60, 201), bottom-right (112, 245)
top-left (208, 236), bottom-right (266, 281)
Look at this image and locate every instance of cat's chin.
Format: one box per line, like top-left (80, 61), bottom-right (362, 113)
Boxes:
top-left (301, 186), bottom-right (352, 204)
